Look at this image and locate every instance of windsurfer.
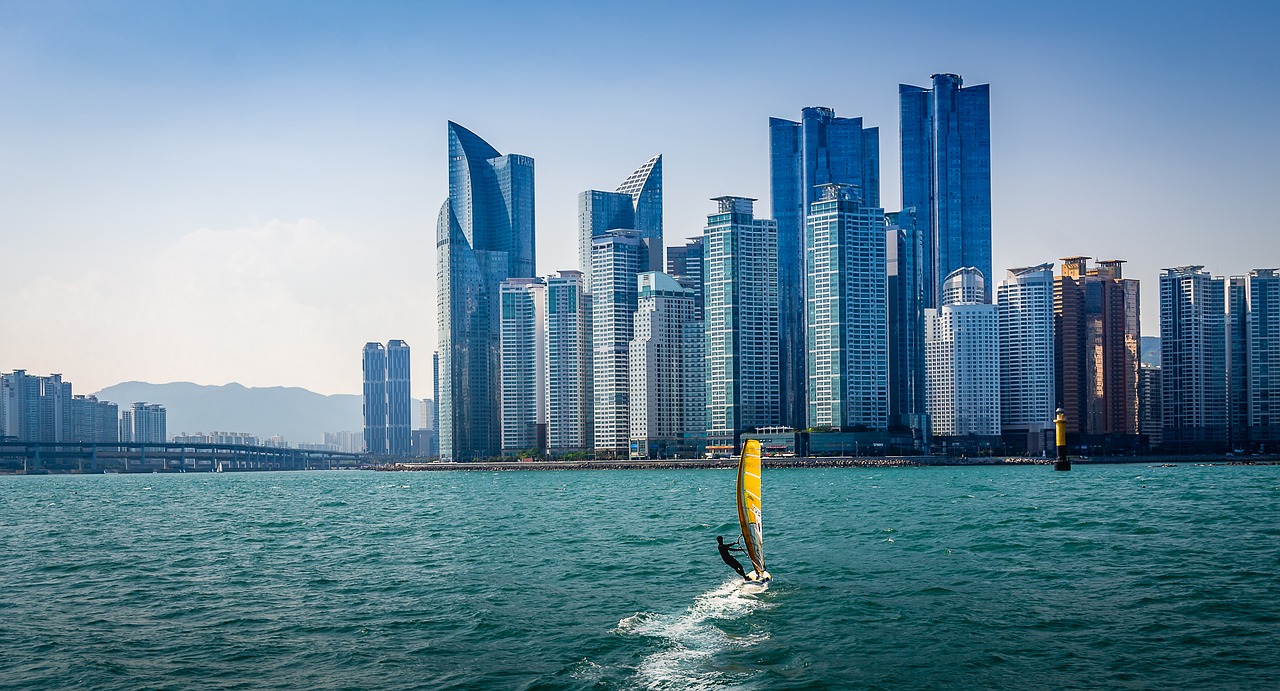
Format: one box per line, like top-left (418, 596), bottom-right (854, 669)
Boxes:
top-left (716, 535), bottom-right (749, 580)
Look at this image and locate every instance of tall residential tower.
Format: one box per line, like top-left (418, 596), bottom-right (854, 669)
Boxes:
top-left (437, 122), bottom-right (535, 460)
top-left (770, 108), bottom-right (880, 430)
top-left (901, 74), bottom-right (992, 306)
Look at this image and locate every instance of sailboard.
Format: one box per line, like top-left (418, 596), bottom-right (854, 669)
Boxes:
top-left (736, 439), bottom-right (771, 583)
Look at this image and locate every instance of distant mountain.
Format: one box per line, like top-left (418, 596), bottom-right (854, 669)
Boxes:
top-left (1141, 336), bottom-right (1161, 367)
top-left (92, 382), bottom-right (422, 444)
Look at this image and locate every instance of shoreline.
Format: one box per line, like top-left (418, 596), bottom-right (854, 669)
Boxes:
top-left (375, 455), bottom-right (1280, 472)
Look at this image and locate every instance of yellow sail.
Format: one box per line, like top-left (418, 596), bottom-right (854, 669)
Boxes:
top-left (736, 439), bottom-right (766, 576)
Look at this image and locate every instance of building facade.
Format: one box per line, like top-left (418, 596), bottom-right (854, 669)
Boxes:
top-left (591, 230), bottom-right (647, 455)
top-left (131, 402), bottom-right (167, 443)
top-left (1243, 269), bottom-right (1280, 448)
top-left (997, 263), bottom-right (1056, 454)
top-left (887, 207), bottom-right (927, 437)
top-left (545, 270), bottom-right (593, 455)
top-left (386, 340), bottom-right (411, 457)
top-left (1138, 364), bottom-right (1163, 448)
top-left (499, 277), bottom-right (547, 454)
top-left (437, 122), bottom-right (535, 460)
top-left (1, 370), bottom-right (84, 443)
top-left (578, 155), bottom-right (662, 291)
top-left (925, 268), bottom-right (1000, 438)
top-left (1055, 257), bottom-right (1141, 447)
top-left (805, 184), bottom-right (888, 431)
top-left (1160, 266), bottom-right (1228, 450)
top-left (770, 107), bottom-right (880, 431)
top-left (666, 236), bottom-right (705, 310)
top-left (704, 197), bottom-right (779, 455)
top-left (362, 341), bottom-right (388, 455)
top-left (629, 272), bottom-right (702, 458)
top-left (71, 395), bottom-right (120, 444)
top-left (900, 73), bottom-right (992, 307)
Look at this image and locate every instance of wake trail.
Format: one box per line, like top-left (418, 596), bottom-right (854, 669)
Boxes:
top-left (615, 578), bottom-right (774, 690)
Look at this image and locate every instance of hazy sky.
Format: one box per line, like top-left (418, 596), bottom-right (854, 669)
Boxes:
top-left (2, 1), bottom-right (1277, 398)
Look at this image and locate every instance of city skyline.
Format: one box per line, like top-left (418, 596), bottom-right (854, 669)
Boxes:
top-left (2, 2), bottom-right (1278, 398)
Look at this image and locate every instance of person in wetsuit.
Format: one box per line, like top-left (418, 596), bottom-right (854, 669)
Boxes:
top-left (717, 535), bottom-right (749, 580)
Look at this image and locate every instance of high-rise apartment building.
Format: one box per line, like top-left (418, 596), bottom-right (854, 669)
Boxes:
top-left (431, 351), bottom-right (440, 452)
top-left (0, 370), bottom-right (41, 441)
top-left (578, 155), bottom-right (662, 291)
top-left (499, 277), bottom-right (547, 454)
top-left (704, 197), bottom-right (779, 454)
top-left (1138, 364), bottom-right (1163, 448)
top-left (1242, 269), bottom-right (1280, 448)
top-left (437, 122), bottom-right (535, 460)
top-left (0, 370), bottom-right (84, 443)
top-left (131, 402), bottom-right (167, 443)
top-left (119, 409), bottom-right (133, 443)
top-left (1227, 276), bottom-right (1250, 449)
top-left (1160, 266), bottom-right (1228, 450)
top-left (666, 237), bottom-right (705, 310)
top-left (545, 270), bottom-right (593, 455)
top-left (362, 342), bottom-right (388, 455)
top-left (592, 230), bottom-right (647, 455)
top-left (805, 184), bottom-right (888, 431)
top-left (1055, 257), bottom-right (1141, 446)
top-left (71, 395), bottom-right (120, 443)
top-left (887, 208), bottom-right (927, 436)
top-left (386, 340), bottom-right (411, 457)
top-left (925, 268), bottom-right (1000, 437)
top-left (997, 263), bottom-right (1056, 454)
top-left (901, 73), bottom-right (992, 307)
top-left (770, 107), bottom-right (880, 430)
top-left (629, 271), bottom-right (703, 458)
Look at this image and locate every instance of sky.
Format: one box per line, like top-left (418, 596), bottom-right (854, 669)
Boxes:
top-left (2, 0), bottom-right (1278, 398)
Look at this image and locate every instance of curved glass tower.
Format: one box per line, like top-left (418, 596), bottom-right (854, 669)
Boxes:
top-left (437, 122), bottom-right (535, 460)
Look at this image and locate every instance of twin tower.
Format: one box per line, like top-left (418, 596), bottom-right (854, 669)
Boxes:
top-left (438, 74), bottom-right (992, 461)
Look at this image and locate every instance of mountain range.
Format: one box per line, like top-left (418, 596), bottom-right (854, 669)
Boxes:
top-left (91, 382), bottom-right (422, 444)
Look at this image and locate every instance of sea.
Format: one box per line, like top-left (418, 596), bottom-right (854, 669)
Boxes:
top-left (1, 463), bottom-right (1277, 690)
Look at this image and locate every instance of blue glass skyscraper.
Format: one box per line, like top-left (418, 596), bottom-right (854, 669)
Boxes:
top-left (578, 155), bottom-right (662, 292)
top-left (770, 108), bottom-right (879, 430)
top-left (900, 74), bottom-right (992, 306)
top-left (437, 122), bottom-right (535, 461)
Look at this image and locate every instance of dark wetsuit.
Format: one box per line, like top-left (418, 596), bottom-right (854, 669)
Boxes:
top-left (718, 541), bottom-right (748, 579)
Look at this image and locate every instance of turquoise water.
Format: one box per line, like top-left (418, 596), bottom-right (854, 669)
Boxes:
top-left (1, 464), bottom-right (1278, 689)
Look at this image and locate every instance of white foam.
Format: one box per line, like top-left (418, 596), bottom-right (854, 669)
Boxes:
top-left (622, 579), bottom-right (773, 690)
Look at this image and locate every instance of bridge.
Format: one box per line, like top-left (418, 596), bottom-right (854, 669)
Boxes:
top-left (0, 440), bottom-right (369, 474)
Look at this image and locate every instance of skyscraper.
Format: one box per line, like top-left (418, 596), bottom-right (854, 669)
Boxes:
top-left (666, 236), bottom-right (705, 310)
top-left (71, 395), bottom-right (119, 443)
top-left (386, 340), bottom-right (411, 457)
top-left (1242, 269), bottom-right (1280, 448)
top-left (362, 341), bottom-right (388, 455)
top-left (805, 184), bottom-right (888, 431)
top-left (887, 208), bottom-right (927, 435)
top-left (1227, 276), bottom-right (1249, 449)
top-left (131, 402), bottom-right (167, 443)
top-left (578, 155), bottom-right (662, 291)
top-left (1, 370), bottom-right (78, 443)
top-left (629, 271), bottom-right (702, 458)
top-left (997, 263), bottom-right (1056, 454)
top-left (925, 268), bottom-right (1000, 438)
top-left (545, 270), bottom-right (593, 455)
top-left (770, 107), bottom-right (880, 430)
top-left (901, 73), bottom-right (992, 306)
top-left (704, 197), bottom-right (779, 455)
top-left (499, 277), bottom-right (547, 454)
top-left (1055, 257), bottom-right (1141, 447)
top-left (592, 230), bottom-right (647, 455)
top-left (431, 351), bottom-right (440, 453)
top-left (1139, 364), bottom-right (1163, 448)
top-left (437, 122), bottom-right (535, 461)
top-left (1160, 266), bottom-right (1228, 451)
